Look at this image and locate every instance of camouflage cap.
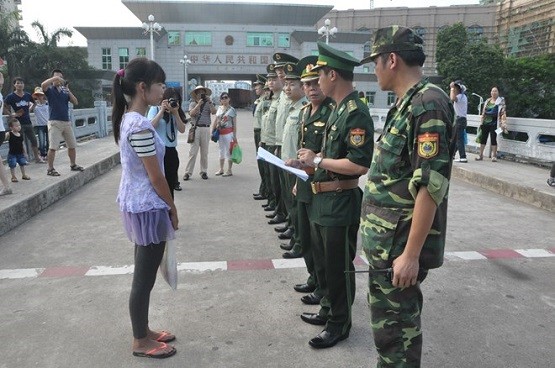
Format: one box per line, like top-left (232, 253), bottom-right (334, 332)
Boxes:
top-left (312, 41), bottom-right (361, 72)
top-left (297, 56), bottom-right (319, 82)
top-left (253, 74), bottom-right (267, 86)
top-left (266, 63), bottom-right (277, 78)
top-left (273, 53), bottom-right (299, 68)
top-left (361, 25), bottom-right (424, 64)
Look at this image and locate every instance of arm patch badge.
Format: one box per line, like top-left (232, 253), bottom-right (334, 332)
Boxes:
top-left (349, 128), bottom-right (366, 147)
top-left (417, 132), bottom-right (439, 158)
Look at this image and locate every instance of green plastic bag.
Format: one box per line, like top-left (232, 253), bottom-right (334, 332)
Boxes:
top-left (475, 126), bottom-right (482, 143)
top-left (231, 144), bottom-right (242, 164)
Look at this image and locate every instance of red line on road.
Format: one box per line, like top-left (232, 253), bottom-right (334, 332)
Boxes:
top-left (227, 259), bottom-right (274, 271)
top-left (479, 249), bottom-right (524, 259)
top-left (39, 266), bottom-right (90, 278)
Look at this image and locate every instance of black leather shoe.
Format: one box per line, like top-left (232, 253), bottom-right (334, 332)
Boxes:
top-left (183, 173), bottom-right (190, 181)
top-left (309, 329), bottom-right (349, 349)
top-left (280, 242), bottom-right (293, 251)
top-left (174, 182), bottom-right (182, 191)
top-left (301, 293), bottom-right (322, 305)
top-left (278, 228), bottom-right (294, 240)
top-left (294, 283), bottom-right (316, 293)
top-left (200, 172), bottom-right (208, 180)
top-left (274, 226), bottom-right (288, 233)
top-left (264, 206), bottom-right (276, 212)
top-left (300, 312), bottom-right (327, 326)
top-left (253, 193), bottom-right (260, 197)
top-left (261, 203), bottom-right (270, 208)
top-left (282, 250), bottom-right (302, 258)
top-left (253, 195), bottom-right (267, 200)
top-left (265, 212), bottom-right (277, 219)
top-left (268, 215), bottom-right (286, 225)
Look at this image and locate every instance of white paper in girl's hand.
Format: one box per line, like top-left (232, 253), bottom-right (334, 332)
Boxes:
top-left (159, 239), bottom-right (178, 290)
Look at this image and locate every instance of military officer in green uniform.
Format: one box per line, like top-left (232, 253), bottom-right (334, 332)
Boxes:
top-left (296, 42), bottom-right (374, 349)
top-left (360, 26), bottom-right (454, 367)
top-left (252, 74), bottom-right (269, 201)
top-left (286, 56), bottom-right (335, 306)
top-left (272, 53), bottom-right (300, 231)
top-left (260, 64), bottom-right (282, 215)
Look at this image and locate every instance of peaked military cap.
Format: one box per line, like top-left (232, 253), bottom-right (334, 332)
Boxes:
top-left (273, 53), bottom-right (299, 68)
top-left (312, 42), bottom-right (361, 72)
top-left (253, 74), bottom-right (267, 86)
top-left (283, 62), bottom-right (303, 80)
top-left (361, 25), bottom-right (424, 64)
top-left (266, 63), bottom-right (277, 78)
top-left (297, 56), bottom-right (319, 82)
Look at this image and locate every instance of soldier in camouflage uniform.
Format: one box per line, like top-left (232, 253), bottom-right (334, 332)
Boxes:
top-left (360, 26), bottom-right (454, 367)
top-left (287, 55), bottom-right (335, 304)
top-left (297, 42), bottom-right (374, 349)
top-left (253, 74), bottom-right (269, 200)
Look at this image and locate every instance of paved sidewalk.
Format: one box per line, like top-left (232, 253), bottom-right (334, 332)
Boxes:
top-left (1, 110), bottom-right (553, 236)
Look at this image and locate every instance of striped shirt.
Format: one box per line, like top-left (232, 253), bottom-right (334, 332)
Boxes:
top-left (129, 131), bottom-right (156, 157)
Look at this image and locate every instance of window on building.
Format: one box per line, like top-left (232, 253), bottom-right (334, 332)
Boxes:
top-left (363, 66), bottom-right (371, 73)
top-left (278, 33), bottom-right (290, 48)
top-left (101, 48), bottom-right (112, 70)
top-left (185, 32), bottom-right (211, 46)
top-left (363, 41), bottom-right (371, 60)
top-left (311, 50), bottom-right (319, 56)
top-left (467, 25), bottom-right (484, 43)
top-left (247, 32), bottom-right (273, 47)
top-left (387, 92), bottom-right (396, 106)
top-left (366, 91), bottom-right (376, 107)
top-left (168, 31), bottom-right (181, 46)
top-left (118, 47), bottom-right (129, 69)
top-left (136, 47), bottom-right (146, 57)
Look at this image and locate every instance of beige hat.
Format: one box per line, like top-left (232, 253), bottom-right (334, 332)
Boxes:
top-left (190, 85), bottom-right (212, 100)
top-left (32, 87), bottom-right (45, 99)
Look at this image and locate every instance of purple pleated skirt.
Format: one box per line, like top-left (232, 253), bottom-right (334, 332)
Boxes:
top-left (121, 209), bottom-right (175, 246)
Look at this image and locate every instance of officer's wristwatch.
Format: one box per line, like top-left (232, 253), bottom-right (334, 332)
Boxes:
top-left (313, 156), bottom-right (322, 168)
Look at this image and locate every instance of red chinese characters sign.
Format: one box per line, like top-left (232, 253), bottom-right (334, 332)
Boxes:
top-left (188, 54), bottom-right (271, 65)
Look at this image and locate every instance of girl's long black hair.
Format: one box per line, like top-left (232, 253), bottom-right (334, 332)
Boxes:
top-left (111, 57), bottom-right (166, 144)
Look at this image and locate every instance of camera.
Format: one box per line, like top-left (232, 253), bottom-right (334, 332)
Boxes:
top-left (168, 98), bottom-right (178, 108)
top-left (200, 93), bottom-right (206, 101)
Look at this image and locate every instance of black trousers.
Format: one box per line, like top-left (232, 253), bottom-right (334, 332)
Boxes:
top-left (310, 223), bottom-right (358, 335)
top-left (260, 143), bottom-right (276, 206)
top-left (129, 242), bottom-right (166, 339)
top-left (254, 129), bottom-right (268, 196)
top-left (164, 146), bottom-right (179, 198)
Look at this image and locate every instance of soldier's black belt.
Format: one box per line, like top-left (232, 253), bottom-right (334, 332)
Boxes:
top-left (311, 179), bottom-right (359, 194)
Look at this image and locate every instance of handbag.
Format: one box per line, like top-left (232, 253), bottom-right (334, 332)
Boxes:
top-left (211, 129), bottom-right (220, 142)
top-left (187, 125), bottom-right (196, 143)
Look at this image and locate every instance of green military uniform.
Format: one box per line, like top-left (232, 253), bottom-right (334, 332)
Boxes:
top-left (360, 26), bottom-right (454, 367)
top-left (293, 55), bottom-right (334, 297)
top-left (309, 43), bottom-right (374, 338)
top-left (253, 74), bottom-right (269, 197)
top-left (260, 64), bottom-right (280, 209)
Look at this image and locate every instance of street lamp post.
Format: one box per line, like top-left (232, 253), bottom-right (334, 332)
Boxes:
top-left (318, 18), bottom-right (338, 44)
top-left (142, 14), bottom-right (162, 60)
top-left (180, 55), bottom-right (191, 102)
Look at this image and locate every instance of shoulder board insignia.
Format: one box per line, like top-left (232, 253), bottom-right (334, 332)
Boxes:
top-left (301, 103), bottom-right (310, 110)
top-left (347, 100), bottom-right (358, 113)
top-left (313, 121), bottom-right (326, 127)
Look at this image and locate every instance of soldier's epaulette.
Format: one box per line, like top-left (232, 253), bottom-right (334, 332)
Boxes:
top-left (411, 86), bottom-right (445, 116)
top-left (301, 103), bottom-right (310, 110)
top-left (347, 99), bottom-right (358, 113)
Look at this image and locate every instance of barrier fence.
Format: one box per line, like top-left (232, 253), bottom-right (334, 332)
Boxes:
top-left (1, 104), bottom-right (553, 164)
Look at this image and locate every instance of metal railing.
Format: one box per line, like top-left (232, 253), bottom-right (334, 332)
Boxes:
top-left (1, 101), bottom-right (112, 158)
top-left (370, 108), bottom-right (555, 163)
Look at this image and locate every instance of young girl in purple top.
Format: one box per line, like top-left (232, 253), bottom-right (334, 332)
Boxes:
top-left (112, 57), bottom-right (179, 359)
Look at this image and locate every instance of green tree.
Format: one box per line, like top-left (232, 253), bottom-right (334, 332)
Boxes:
top-left (0, 11), bottom-right (30, 95)
top-left (503, 54), bottom-right (555, 119)
top-left (436, 23), bottom-right (467, 83)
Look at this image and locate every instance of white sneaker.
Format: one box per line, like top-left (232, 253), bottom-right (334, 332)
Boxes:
top-left (0, 188), bottom-right (13, 196)
top-left (455, 158), bottom-right (468, 163)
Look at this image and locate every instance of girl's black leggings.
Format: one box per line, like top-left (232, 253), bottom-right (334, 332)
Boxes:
top-left (129, 242), bottom-right (166, 339)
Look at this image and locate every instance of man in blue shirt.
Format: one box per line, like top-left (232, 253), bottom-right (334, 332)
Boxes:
top-left (41, 69), bottom-right (83, 176)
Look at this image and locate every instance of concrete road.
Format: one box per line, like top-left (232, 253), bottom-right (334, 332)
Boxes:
top-left (0, 110), bottom-right (553, 367)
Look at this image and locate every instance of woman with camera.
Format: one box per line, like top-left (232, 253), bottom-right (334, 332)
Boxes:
top-left (183, 85), bottom-right (216, 180)
top-left (211, 92), bottom-right (237, 177)
top-left (147, 87), bottom-right (187, 197)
